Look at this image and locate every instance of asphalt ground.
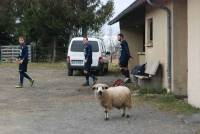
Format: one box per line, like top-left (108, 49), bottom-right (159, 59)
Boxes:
top-left (0, 66), bottom-right (199, 134)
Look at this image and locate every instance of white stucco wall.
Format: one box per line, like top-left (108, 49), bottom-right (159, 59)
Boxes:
top-left (188, 0), bottom-right (200, 108)
top-left (145, 4), bottom-right (172, 89)
top-left (172, 0), bottom-right (188, 95)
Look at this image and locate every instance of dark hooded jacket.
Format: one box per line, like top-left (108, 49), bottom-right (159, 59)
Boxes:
top-left (119, 40), bottom-right (131, 65)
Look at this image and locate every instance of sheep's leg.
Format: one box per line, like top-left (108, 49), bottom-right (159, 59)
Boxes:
top-left (126, 108), bottom-right (131, 118)
top-left (122, 107), bottom-right (126, 117)
top-left (104, 109), bottom-right (109, 120)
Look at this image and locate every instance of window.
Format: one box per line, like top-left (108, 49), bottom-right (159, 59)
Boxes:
top-left (70, 41), bottom-right (99, 52)
top-left (147, 18), bottom-right (153, 45)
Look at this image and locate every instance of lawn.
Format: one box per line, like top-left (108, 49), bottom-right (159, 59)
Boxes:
top-left (0, 62), bottom-right (67, 70)
top-left (134, 94), bottom-right (200, 115)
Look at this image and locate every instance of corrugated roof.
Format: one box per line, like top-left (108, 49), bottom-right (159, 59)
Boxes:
top-left (108, 0), bottom-right (146, 25)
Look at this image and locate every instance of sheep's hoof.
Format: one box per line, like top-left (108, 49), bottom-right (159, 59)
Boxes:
top-left (104, 118), bottom-right (109, 121)
top-left (126, 115), bottom-right (130, 118)
top-left (121, 114), bottom-right (125, 117)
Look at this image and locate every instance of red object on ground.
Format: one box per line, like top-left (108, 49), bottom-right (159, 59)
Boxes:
top-left (112, 79), bottom-right (124, 87)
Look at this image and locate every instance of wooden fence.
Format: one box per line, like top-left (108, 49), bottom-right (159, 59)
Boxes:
top-left (0, 45), bottom-right (31, 63)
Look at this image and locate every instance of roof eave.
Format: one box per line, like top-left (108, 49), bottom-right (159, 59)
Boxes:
top-left (108, 0), bottom-right (146, 25)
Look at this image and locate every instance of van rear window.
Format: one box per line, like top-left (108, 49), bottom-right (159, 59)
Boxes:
top-left (70, 41), bottom-right (99, 52)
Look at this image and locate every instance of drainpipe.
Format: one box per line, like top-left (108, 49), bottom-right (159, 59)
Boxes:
top-left (146, 0), bottom-right (172, 91)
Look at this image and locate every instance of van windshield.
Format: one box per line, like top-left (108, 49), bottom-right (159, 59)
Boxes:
top-left (70, 41), bottom-right (99, 52)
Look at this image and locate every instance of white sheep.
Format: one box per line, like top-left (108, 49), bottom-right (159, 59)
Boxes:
top-left (92, 83), bottom-right (132, 120)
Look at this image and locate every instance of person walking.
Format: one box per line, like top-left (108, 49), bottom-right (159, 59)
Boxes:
top-left (117, 33), bottom-right (132, 83)
top-left (16, 36), bottom-right (34, 88)
top-left (82, 36), bottom-right (98, 86)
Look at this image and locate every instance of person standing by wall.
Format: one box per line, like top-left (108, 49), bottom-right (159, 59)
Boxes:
top-left (82, 36), bottom-right (98, 86)
top-left (16, 36), bottom-right (34, 88)
top-left (117, 33), bottom-right (132, 83)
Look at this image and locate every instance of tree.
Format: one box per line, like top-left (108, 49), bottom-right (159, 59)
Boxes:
top-left (0, 0), bottom-right (16, 45)
top-left (0, 0), bottom-right (114, 62)
top-left (71, 0), bottom-right (114, 36)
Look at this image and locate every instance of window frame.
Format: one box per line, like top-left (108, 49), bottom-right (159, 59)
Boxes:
top-left (146, 18), bottom-right (153, 47)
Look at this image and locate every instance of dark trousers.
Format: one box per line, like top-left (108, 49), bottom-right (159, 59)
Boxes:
top-left (120, 61), bottom-right (130, 78)
top-left (19, 61), bottom-right (32, 85)
top-left (84, 63), bottom-right (96, 84)
top-left (19, 71), bottom-right (32, 85)
top-left (120, 69), bottom-right (130, 78)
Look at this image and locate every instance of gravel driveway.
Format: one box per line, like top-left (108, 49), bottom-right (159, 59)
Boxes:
top-left (0, 65), bottom-right (198, 134)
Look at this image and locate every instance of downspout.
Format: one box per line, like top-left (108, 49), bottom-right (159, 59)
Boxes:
top-left (146, 0), bottom-right (172, 91)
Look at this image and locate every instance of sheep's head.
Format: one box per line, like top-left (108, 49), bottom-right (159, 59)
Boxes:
top-left (92, 84), bottom-right (109, 96)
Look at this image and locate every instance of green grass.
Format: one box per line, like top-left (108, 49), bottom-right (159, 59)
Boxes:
top-left (0, 62), bottom-right (67, 70)
top-left (134, 94), bottom-right (200, 115)
top-left (30, 62), bottom-right (66, 70)
top-left (138, 87), bottom-right (167, 95)
top-left (129, 83), bottom-right (200, 115)
top-left (196, 130), bottom-right (200, 134)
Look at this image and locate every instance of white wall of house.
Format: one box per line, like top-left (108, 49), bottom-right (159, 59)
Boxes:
top-left (172, 0), bottom-right (188, 95)
top-left (120, 27), bottom-right (144, 68)
top-left (115, 0), bottom-right (188, 95)
top-left (145, 1), bottom-right (188, 95)
top-left (188, 0), bottom-right (200, 108)
top-left (145, 3), bottom-right (173, 89)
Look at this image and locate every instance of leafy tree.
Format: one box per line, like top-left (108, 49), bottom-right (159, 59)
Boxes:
top-left (0, 0), bottom-right (16, 45)
top-left (0, 0), bottom-right (114, 62)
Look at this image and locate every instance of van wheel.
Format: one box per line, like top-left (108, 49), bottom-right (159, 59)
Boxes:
top-left (68, 69), bottom-right (73, 76)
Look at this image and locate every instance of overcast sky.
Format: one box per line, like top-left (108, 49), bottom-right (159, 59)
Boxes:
top-left (101, 0), bottom-right (134, 35)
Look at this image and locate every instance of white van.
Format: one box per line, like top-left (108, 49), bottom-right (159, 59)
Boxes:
top-left (66, 37), bottom-right (109, 76)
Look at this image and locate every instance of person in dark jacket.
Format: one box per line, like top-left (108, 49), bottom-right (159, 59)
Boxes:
top-left (82, 37), bottom-right (97, 86)
top-left (117, 33), bottom-right (132, 83)
top-left (16, 36), bottom-right (34, 88)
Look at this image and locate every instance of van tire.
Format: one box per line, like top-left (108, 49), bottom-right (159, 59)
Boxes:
top-left (68, 69), bottom-right (73, 76)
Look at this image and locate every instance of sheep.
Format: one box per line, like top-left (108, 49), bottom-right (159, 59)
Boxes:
top-left (92, 83), bottom-right (132, 120)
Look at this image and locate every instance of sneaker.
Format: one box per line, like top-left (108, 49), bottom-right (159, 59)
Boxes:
top-left (29, 79), bottom-right (34, 87)
top-left (92, 77), bottom-right (98, 85)
top-left (82, 82), bottom-right (90, 86)
top-left (15, 85), bottom-right (23, 88)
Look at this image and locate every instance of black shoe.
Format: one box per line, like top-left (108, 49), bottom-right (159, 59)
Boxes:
top-left (82, 82), bottom-right (90, 86)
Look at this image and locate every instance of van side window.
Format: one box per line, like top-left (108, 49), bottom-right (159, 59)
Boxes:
top-left (71, 41), bottom-right (99, 52)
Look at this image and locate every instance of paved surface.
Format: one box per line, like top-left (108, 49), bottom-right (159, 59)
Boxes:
top-left (184, 113), bottom-right (200, 124)
top-left (0, 66), bottom-right (199, 134)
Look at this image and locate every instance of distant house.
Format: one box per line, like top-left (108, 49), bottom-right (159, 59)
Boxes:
top-left (109, 0), bottom-right (200, 108)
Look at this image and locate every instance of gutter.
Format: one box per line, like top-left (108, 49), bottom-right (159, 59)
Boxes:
top-left (146, 0), bottom-right (172, 91)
